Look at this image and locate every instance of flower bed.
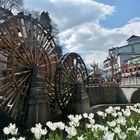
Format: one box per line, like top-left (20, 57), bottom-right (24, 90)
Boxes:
top-left (2, 103), bottom-right (140, 140)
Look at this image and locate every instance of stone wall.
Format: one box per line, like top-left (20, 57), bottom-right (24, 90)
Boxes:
top-left (88, 86), bottom-right (140, 106)
top-left (88, 86), bottom-right (118, 106)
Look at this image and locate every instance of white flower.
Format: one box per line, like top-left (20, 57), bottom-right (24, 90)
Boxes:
top-left (46, 121), bottom-right (57, 131)
top-left (127, 127), bottom-right (136, 132)
top-left (31, 127), bottom-right (36, 133)
top-left (86, 123), bottom-right (92, 129)
top-left (117, 111), bottom-right (122, 117)
top-left (134, 104), bottom-right (138, 108)
top-left (31, 123), bottom-right (47, 140)
top-left (68, 114), bottom-right (82, 127)
top-left (83, 113), bottom-right (88, 118)
top-left (56, 122), bottom-right (65, 130)
top-left (129, 106), bottom-right (135, 111)
top-left (88, 113), bottom-right (94, 120)
top-left (3, 127), bottom-right (10, 135)
top-left (111, 111), bottom-right (117, 117)
top-left (123, 109), bottom-right (131, 117)
top-left (3, 123), bottom-right (18, 135)
top-left (107, 121), bottom-right (116, 127)
top-left (8, 137), bottom-right (16, 140)
top-left (34, 129), bottom-right (41, 140)
top-left (9, 123), bottom-right (18, 135)
top-left (103, 131), bottom-right (114, 140)
top-left (126, 106), bottom-right (130, 109)
top-left (41, 128), bottom-right (47, 135)
top-left (97, 111), bottom-right (104, 116)
top-left (136, 127), bottom-right (140, 135)
top-left (118, 132), bottom-right (127, 139)
top-left (18, 137), bottom-right (25, 140)
top-left (105, 106), bottom-right (114, 114)
top-left (68, 114), bottom-right (75, 121)
top-left (65, 126), bottom-right (77, 138)
top-left (94, 124), bottom-right (106, 131)
top-left (89, 118), bottom-right (95, 125)
top-left (77, 135), bottom-right (85, 140)
top-left (136, 109), bottom-right (140, 113)
top-left (76, 114), bottom-right (82, 120)
top-left (35, 123), bottom-right (42, 129)
top-left (135, 103), bottom-right (140, 108)
top-left (116, 116), bottom-right (126, 126)
top-left (69, 120), bottom-right (80, 127)
top-left (114, 106), bottom-right (120, 111)
top-left (112, 126), bottom-right (121, 134)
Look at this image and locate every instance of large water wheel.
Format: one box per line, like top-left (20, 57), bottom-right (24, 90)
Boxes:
top-left (0, 14), bottom-right (60, 121)
top-left (55, 53), bottom-right (89, 115)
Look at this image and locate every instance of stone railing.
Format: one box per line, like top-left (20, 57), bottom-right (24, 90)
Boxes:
top-left (120, 77), bottom-right (140, 86)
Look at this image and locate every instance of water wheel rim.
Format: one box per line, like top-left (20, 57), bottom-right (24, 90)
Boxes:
top-left (55, 52), bottom-right (89, 115)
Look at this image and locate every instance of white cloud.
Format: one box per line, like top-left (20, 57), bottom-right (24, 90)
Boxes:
top-left (121, 18), bottom-right (140, 36)
top-left (24, 0), bottom-right (115, 31)
top-left (80, 51), bottom-right (108, 68)
top-left (24, 0), bottom-right (140, 69)
top-left (59, 23), bottom-right (127, 52)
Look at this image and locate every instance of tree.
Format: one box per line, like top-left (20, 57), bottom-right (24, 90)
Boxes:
top-left (39, 11), bottom-right (62, 54)
top-left (40, 11), bottom-right (52, 33)
top-left (23, 9), bottom-right (62, 54)
top-left (0, 0), bottom-right (23, 12)
top-left (0, 6), bottom-right (13, 20)
top-left (23, 8), bottom-right (40, 19)
top-left (107, 55), bottom-right (116, 80)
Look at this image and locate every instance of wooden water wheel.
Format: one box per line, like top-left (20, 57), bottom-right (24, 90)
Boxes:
top-left (0, 14), bottom-right (60, 121)
top-left (55, 52), bottom-right (89, 115)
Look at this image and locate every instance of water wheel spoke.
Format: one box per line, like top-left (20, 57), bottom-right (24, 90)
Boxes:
top-left (39, 35), bottom-right (49, 48)
top-left (0, 70), bottom-right (30, 83)
top-left (61, 68), bottom-right (75, 83)
top-left (5, 92), bottom-right (19, 114)
top-left (0, 81), bottom-right (14, 93)
top-left (36, 51), bottom-right (47, 65)
top-left (0, 41), bottom-right (30, 66)
top-left (0, 87), bottom-right (16, 106)
top-left (0, 33), bottom-right (31, 67)
top-left (48, 53), bottom-right (59, 60)
top-left (16, 18), bottom-right (34, 64)
top-left (42, 37), bottom-right (52, 50)
top-left (2, 23), bottom-right (20, 47)
top-left (0, 14), bottom-right (60, 121)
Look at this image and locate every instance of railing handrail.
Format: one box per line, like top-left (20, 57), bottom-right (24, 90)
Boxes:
top-left (120, 77), bottom-right (140, 86)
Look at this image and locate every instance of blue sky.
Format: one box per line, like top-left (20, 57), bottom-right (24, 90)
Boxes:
top-left (98, 0), bottom-right (140, 28)
top-left (24, 0), bottom-right (140, 68)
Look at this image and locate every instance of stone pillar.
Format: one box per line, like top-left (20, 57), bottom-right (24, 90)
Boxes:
top-left (75, 82), bottom-right (90, 114)
top-left (35, 88), bottom-right (50, 124)
top-left (27, 65), bottom-right (50, 126)
top-left (26, 66), bottom-right (37, 126)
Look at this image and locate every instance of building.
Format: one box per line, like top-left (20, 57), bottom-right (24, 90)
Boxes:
top-left (121, 55), bottom-right (140, 77)
top-left (103, 35), bottom-right (140, 79)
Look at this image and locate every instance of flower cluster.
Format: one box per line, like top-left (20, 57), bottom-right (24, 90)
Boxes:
top-left (31, 123), bottom-right (47, 140)
top-left (3, 123), bottom-right (25, 140)
top-left (3, 103), bottom-right (140, 140)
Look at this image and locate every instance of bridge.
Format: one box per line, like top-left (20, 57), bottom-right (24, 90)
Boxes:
top-left (88, 77), bottom-right (140, 107)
